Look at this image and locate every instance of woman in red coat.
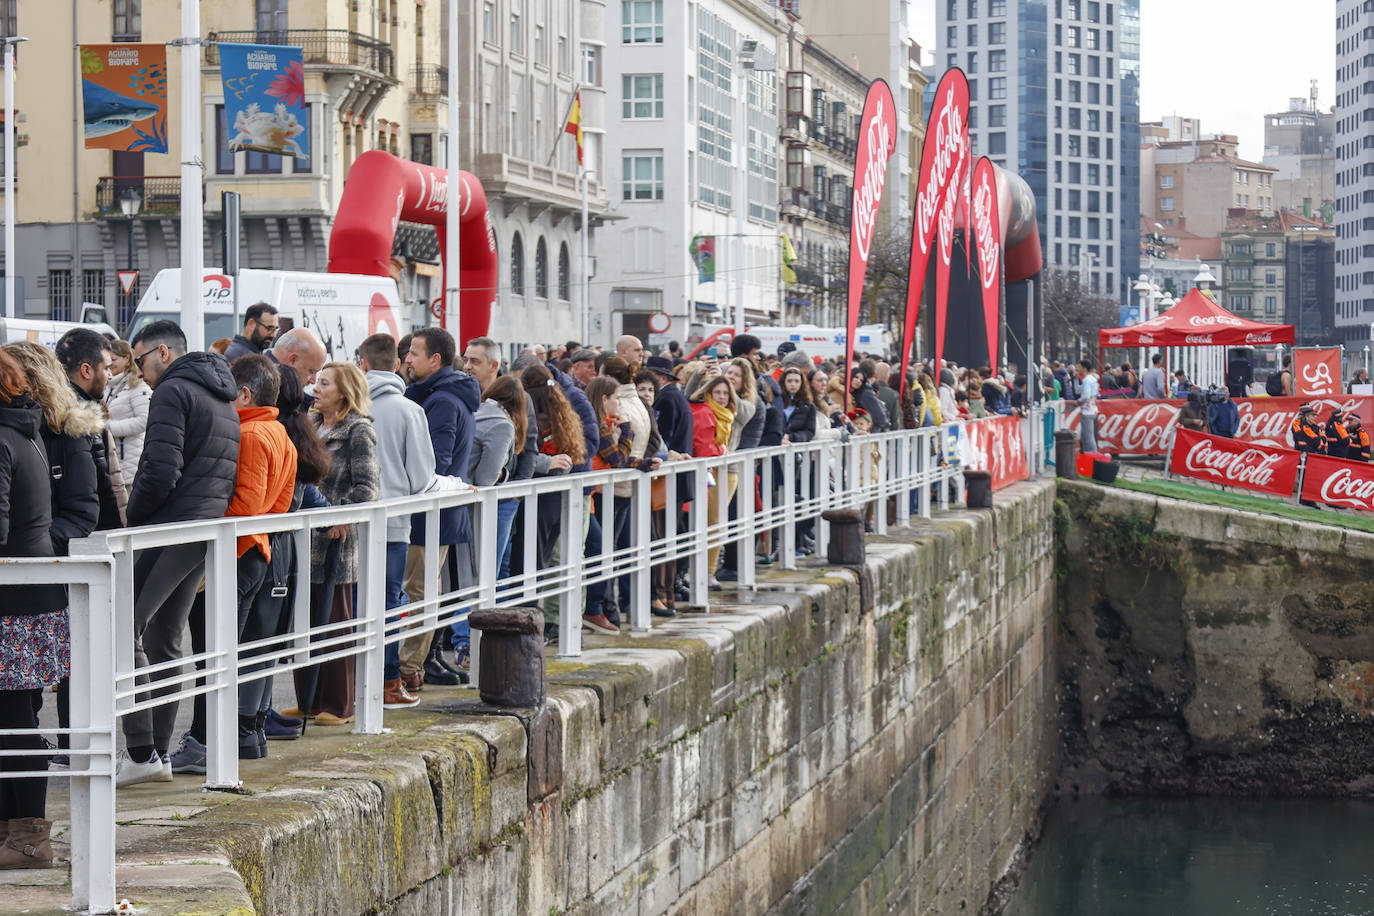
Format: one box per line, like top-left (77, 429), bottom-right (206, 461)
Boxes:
top-left (688, 373), bottom-right (737, 589)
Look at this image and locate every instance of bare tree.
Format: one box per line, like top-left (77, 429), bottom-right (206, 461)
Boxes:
top-left (1042, 266), bottom-right (1119, 364)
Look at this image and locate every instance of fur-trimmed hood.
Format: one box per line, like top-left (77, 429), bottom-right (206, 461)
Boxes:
top-left (62, 396), bottom-right (107, 439)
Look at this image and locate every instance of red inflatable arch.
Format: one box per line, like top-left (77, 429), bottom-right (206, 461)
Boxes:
top-left (327, 150), bottom-right (498, 348)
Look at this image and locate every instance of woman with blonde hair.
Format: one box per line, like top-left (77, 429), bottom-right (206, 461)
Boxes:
top-left (291, 362), bottom-right (379, 726)
top-left (106, 339), bottom-right (151, 485)
top-left (689, 374), bottom-right (738, 590)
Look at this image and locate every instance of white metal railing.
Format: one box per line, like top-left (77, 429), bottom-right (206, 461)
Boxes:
top-left (3, 414), bottom-right (1060, 912)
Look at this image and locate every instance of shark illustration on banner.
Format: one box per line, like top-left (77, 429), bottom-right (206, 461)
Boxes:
top-left (899, 68), bottom-right (969, 382)
top-left (79, 44), bottom-right (168, 153)
top-left (970, 157), bottom-right (1002, 374)
top-left (843, 79), bottom-right (898, 407)
top-left (218, 43), bottom-right (310, 159)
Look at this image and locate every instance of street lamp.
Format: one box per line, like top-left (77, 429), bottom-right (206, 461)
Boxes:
top-left (1193, 262), bottom-right (1217, 292)
top-left (119, 187), bottom-right (142, 328)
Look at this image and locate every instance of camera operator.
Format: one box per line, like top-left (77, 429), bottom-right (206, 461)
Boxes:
top-left (1176, 389), bottom-right (1210, 433)
top-left (1207, 386), bottom-right (1239, 438)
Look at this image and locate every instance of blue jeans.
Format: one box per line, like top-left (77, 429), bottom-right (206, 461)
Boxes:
top-left (496, 498), bottom-right (520, 581)
top-left (384, 541), bottom-right (409, 680)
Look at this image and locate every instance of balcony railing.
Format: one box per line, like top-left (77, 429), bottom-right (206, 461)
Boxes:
top-left (95, 176), bottom-right (182, 217)
top-left (780, 187), bottom-right (814, 216)
top-left (410, 64), bottom-right (448, 98)
top-left (205, 30), bottom-right (396, 79)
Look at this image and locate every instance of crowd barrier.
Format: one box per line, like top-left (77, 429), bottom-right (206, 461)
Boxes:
top-left (1167, 427), bottom-right (1374, 510)
top-left (0, 407), bottom-right (1058, 912)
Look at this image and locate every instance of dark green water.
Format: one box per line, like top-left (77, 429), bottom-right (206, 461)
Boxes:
top-left (1003, 797), bottom-right (1374, 915)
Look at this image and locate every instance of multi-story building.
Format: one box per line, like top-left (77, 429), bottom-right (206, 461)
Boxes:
top-left (1219, 209), bottom-right (1333, 343)
top-left (1335, 0), bottom-right (1372, 346)
top-left (802, 0), bottom-right (915, 235)
top-left (1262, 92), bottom-right (1335, 219)
top-left (599, 0), bottom-right (788, 345)
top-left (1145, 135), bottom-right (1278, 238)
top-left (0, 0), bottom-right (604, 347)
top-left (1285, 216), bottom-right (1336, 346)
top-left (936, 0), bottom-right (1141, 303)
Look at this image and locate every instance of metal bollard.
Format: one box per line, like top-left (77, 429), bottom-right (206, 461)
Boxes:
top-left (469, 608), bottom-right (545, 708)
top-left (1054, 429), bottom-right (1079, 480)
top-left (822, 509), bottom-right (865, 565)
top-left (963, 469), bottom-right (994, 508)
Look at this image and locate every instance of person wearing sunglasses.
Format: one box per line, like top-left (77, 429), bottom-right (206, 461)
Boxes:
top-left (224, 302), bottom-right (281, 361)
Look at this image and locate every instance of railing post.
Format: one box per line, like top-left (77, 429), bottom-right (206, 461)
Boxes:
top-left (204, 532), bottom-right (241, 790)
top-left (689, 462), bottom-right (710, 605)
top-left (874, 438), bottom-right (889, 536)
top-left (738, 454), bottom-right (757, 591)
top-left (355, 507), bottom-right (387, 735)
top-left (816, 443), bottom-right (832, 559)
top-left (557, 486), bottom-right (584, 657)
top-left (630, 473), bottom-right (652, 631)
top-left (781, 449), bottom-right (797, 570)
top-left (67, 550), bottom-right (117, 915)
top-left (895, 434), bottom-right (911, 527)
top-left (474, 489), bottom-right (503, 685)
top-left (938, 427), bottom-right (951, 512)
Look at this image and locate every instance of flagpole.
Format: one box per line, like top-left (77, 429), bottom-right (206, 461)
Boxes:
top-left (445, 0), bottom-right (460, 336)
top-left (580, 165), bottom-right (590, 345)
top-left (179, 2), bottom-right (204, 351)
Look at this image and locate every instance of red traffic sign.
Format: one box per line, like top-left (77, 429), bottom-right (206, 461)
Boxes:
top-left (117, 270), bottom-right (139, 297)
top-left (648, 311), bottom-right (671, 334)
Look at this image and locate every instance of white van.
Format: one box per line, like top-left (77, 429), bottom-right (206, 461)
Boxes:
top-left (128, 269), bottom-right (410, 361)
top-left (687, 323), bottom-right (895, 362)
top-left (0, 309), bottom-right (119, 349)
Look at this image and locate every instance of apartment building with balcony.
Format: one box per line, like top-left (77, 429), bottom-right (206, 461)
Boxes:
top-left (599, 0), bottom-right (789, 345)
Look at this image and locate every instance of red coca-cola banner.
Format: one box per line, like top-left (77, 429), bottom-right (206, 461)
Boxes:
top-left (964, 414), bottom-right (1028, 491)
top-left (1168, 428), bottom-right (1301, 497)
top-left (1300, 454), bottom-right (1374, 510)
top-left (844, 79), bottom-right (898, 408)
top-left (971, 157), bottom-right (1001, 375)
top-left (900, 68), bottom-right (969, 384)
top-left (1294, 347), bottom-right (1342, 399)
top-left (1063, 396), bottom-right (1374, 456)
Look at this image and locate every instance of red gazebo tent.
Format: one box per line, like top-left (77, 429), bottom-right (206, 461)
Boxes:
top-left (1098, 289), bottom-right (1294, 387)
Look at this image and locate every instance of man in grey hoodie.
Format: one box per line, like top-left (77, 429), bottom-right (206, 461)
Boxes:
top-left (358, 333), bottom-right (434, 708)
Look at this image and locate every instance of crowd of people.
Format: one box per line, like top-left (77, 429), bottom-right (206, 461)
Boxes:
top-left (0, 308), bottom-right (1031, 869)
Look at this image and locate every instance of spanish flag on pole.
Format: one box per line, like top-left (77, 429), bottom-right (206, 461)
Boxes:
top-left (564, 90), bottom-right (584, 167)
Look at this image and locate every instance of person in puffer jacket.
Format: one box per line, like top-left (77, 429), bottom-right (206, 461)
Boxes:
top-left (117, 321), bottom-right (240, 788)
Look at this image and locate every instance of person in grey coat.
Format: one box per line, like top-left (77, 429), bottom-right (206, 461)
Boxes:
top-left (359, 333), bottom-right (434, 706)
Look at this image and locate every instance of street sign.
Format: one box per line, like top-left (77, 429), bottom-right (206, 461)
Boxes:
top-left (117, 270), bottom-right (138, 297)
top-left (648, 311), bottom-right (671, 334)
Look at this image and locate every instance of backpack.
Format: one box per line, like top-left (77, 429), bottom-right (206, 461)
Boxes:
top-left (1265, 371), bottom-right (1283, 396)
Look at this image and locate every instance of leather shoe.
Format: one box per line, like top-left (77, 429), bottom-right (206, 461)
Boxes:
top-left (582, 613), bottom-right (619, 635)
top-left (384, 678), bottom-right (421, 709)
top-left (424, 658), bottom-right (464, 686)
top-left (651, 601), bottom-right (676, 619)
top-left (312, 712), bottom-right (354, 726)
top-left (401, 672), bottom-right (423, 692)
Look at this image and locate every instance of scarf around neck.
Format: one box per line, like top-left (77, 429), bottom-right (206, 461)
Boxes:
top-left (707, 397), bottom-right (734, 447)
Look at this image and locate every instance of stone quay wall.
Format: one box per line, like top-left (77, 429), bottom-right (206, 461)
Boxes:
top-left (135, 480), bottom-right (1057, 915)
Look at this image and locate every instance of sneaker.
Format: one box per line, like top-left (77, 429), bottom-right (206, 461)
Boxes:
top-left (115, 749), bottom-right (166, 788)
top-left (452, 646), bottom-right (471, 671)
top-left (383, 678), bottom-right (422, 709)
top-left (160, 756), bottom-right (174, 781)
top-left (168, 733), bottom-right (207, 775)
top-left (708, 575), bottom-right (723, 591)
top-left (716, 568), bottom-right (739, 582)
top-left (582, 613), bottom-right (619, 635)
top-left (48, 754), bottom-right (69, 771)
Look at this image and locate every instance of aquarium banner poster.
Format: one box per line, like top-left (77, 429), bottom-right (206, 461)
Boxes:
top-left (79, 44), bottom-right (168, 153)
top-left (218, 43), bottom-right (309, 159)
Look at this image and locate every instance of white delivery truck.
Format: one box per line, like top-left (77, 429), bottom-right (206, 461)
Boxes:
top-left (128, 268), bottom-right (410, 361)
top-left (687, 323), bottom-right (895, 363)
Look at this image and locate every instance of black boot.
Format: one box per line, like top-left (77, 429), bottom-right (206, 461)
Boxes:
top-left (255, 710), bottom-right (268, 758)
top-left (423, 637), bottom-right (463, 686)
top-left (238, 715), bottom-right (265, 760)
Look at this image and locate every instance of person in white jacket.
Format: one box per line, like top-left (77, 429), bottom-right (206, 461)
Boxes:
top-left (105, 340), bottom-right (151, 485)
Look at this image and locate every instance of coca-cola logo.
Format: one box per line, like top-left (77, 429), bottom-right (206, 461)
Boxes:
top-left (1245, 333), bottom-right (1273, 344)
top-left (1299, 357), bottom-right (1336, 396)
top-left (1318, 466), bottom-right (1374, 508)
top-left (1183, 438), bottom-right (1283, 486)
top-left (1189, 314), bottom-right (1245, 328)
top-left (1185, 334), bottom-right (1214, 344)
top-left (852, 95), bottom-right (894, 263)
top-left (972, 169), bottom-right (999, 290)
top-left (916, 82), bottom-right (967, 256)
top-left (1139, 334), bottom-right (1155, 345)
top-left (1108, 335), bottom-right (1124, 345)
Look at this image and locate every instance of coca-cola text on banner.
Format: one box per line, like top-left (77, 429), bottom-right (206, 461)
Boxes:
top-left (1293, 348), bottom-right (1342, 399)
top-left (1167, 427), bottom-right (1302, 498)
top-left (971, 157), bottom-right (1001, 375)
top-left (899, 68), bottom-right (969, 384)
top-left (1300, 453), bottom-right (1374, 510)
top-left (1063, 396), bottom-right (1374, 456)
top-left (844, 79), bottom-right (898, 408)
top-left (963, 415), bottom-right (1029, 491)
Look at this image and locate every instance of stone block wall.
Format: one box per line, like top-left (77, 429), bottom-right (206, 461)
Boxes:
top-left (151, 480), bottom-right (1057, 915)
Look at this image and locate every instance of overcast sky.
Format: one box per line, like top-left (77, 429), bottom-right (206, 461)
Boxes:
top-left (909, 0), bottom-right (1336, 161)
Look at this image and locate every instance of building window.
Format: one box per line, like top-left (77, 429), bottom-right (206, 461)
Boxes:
top-left (510, 1), bottom-right (524, 55)
top-left (0, 0), bottom-right (14, 38)
top-left (1160, 174), bottom-right (1173, 189)
top-left (534, 24), bottom-right (546, 63)
top-left (988, 132), bottom-right (1006, 155)
top-left (947, 0), bottom-right (957, 19)
top-left (990, 0), bottom-right (1006, 13)
top-left (254, 0), bottom-right (287, 37)
top-left (510, 232), bottom-right (525, 297)
top-left (1265, 270), bottom-right (1277, 285)
top-left (786, 145), bottom-right (807, 189)
top-left (215, 106), bottom-right (235, 174)
top-left (1266, 242), bottom-right (1277, 257)
top-left (989, 77), bottom-right (1006, 100)
top-left (534, 237), bottom-right (549, 299)
top-left (622, 149), bottom-right (664, 200)
top-left (558, 35), bottom-right (569, 72)
top-left (989, 49), bottom-right (1006, 72)
top-left (48, 269), bottom-right (72, 321)
top-left (622, 0), bottom-right (663, 44)
top-left (947, 25), bottom-right (957, 47)
top-left (966, 0), bottom-right (977, 15)
top-left (581, 45), bottom-right (602, 86)
top-left (989, 21), bottom-right (1006, 43)
top-left (558, 243), bottom-right (571, 301)
top-left (113, 0), bottom-right (141, 40)
top-left (622, 74), bottom-right (664, 119)
top-left (966, 52), bottom-right (977, 74)
top-left (1265, 296), bottom-right (1277, 314)
top-left (83, 269), bottom-right (105, 307)
top-left (411, 133), bottom-right (433, 165)
top-left (989, 104), bottom-right (1006, 127)
top-left (483, 1), bottom-right (495, 42)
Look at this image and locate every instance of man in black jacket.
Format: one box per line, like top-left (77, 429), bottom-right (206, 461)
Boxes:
top-left (55, 328), bottom-right (125, 531)
top-left (223, 302), bottom-right (279, 361)
top-left (118, 321), bottom-right (240, 787)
